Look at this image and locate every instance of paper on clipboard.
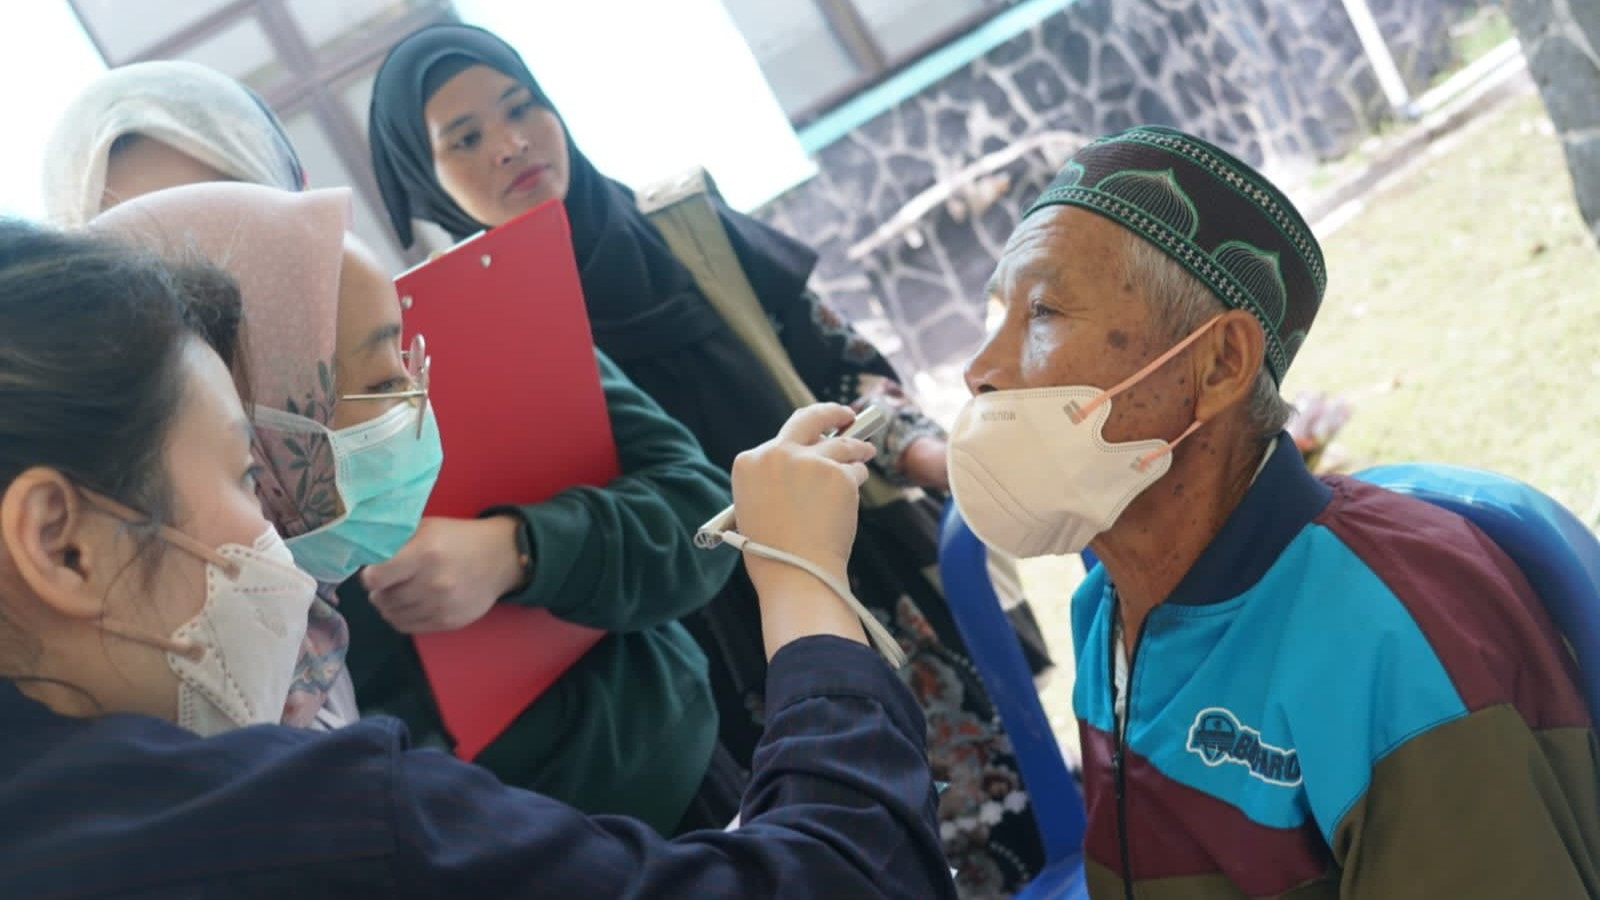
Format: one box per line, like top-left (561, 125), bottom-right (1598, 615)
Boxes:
top-left (396, 199), bottom-right (617, 761)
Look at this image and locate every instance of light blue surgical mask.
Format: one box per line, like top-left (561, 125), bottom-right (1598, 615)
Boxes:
top-left (255, 400), bottom-right (443, 583)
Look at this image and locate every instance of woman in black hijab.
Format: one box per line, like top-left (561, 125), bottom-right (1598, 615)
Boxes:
top-left (370, 24), bottom-right (1046, 897)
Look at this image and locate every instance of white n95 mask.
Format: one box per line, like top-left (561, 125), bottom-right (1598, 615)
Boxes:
top-left (83, 489), bottom-right (318, 736)
top-left (947, 316), bottom-right (1221, 558)
top-left (165, 525), bottom-right (318, 735)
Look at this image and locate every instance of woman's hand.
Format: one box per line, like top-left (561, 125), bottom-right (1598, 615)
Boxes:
top-left (732, 404), bottom-right (877, 657)
top-left (360, 515), bottom-right (525, 633)
top-left (898, 436), bottom-right (950, 492)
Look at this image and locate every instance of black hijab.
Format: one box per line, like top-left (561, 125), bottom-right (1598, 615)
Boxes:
top-left (368, 24), bottom-right (818, 361)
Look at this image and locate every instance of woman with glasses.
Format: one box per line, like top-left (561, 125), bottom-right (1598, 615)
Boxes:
top-left (95, 182), bottom-right (742, 835)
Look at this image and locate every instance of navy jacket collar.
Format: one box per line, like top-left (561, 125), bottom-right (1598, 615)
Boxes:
top-left (1164, 432), bottom-right (1332, 606)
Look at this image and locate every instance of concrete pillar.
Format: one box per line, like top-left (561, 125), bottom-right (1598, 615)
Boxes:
top-left (1508, 0), bottom-right (1600, 244)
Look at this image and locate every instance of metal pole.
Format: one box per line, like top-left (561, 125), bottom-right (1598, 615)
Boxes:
top-left (1338, 0), bottom-right (1415, 118)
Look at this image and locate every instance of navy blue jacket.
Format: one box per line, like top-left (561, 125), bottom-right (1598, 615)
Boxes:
top-left (0, 636), bottom-right (955, 899)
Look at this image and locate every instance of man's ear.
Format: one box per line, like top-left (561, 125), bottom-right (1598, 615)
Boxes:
top-left (1193, 309), bottom-right (1267, 423)
top-left (0, 469), bottom-right (109, 621)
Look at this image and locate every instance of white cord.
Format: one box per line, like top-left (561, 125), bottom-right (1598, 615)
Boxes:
top-left (717, 531), bottom-right (907, 668)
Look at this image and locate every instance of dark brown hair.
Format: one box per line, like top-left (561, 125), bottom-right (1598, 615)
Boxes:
top-left (0, 218), bottom-right (244, 676)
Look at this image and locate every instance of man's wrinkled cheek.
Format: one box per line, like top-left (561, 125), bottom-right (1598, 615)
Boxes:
top-left (1022, 333), bottom-right (1074, 387)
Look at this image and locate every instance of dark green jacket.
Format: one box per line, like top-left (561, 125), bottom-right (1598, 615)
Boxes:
top-left (340, 350), bottom-right (737, 835)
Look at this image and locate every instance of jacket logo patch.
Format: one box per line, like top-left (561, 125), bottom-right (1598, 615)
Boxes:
top-left (1186, 707), bottom-right (1302, 787)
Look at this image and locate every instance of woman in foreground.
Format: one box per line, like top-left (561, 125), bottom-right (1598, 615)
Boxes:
top-left (0, 219), bottom-right (954, 898)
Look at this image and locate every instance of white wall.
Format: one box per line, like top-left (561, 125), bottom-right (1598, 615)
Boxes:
top-left (453, 0), bottom-right (815, 211)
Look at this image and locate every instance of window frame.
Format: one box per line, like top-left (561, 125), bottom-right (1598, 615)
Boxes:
top-left (67, 0), bottom-right (455, 269)
top-left (782, 0), bottom-right (1023, 127)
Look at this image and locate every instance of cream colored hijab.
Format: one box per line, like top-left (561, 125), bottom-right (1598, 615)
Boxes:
top-left (45, 61), bottom-right (303, 228)
top-left (91, 183), bottom-right (354, 728)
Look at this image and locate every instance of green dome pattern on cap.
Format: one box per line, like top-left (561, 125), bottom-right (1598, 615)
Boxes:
top-left (1095, 169), bottom-right (1200, 239)
top-left (1213, 241), bottom-right (1288, 330)
top-left (1024, 125), bottom-right (1326, 383)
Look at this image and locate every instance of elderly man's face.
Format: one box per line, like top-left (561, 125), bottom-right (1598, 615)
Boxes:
top-left (965, 206), bottom-right (1198, 446)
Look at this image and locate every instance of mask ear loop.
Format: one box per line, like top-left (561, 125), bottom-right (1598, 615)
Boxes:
top-left (78, 491), bottom-right (241, 577)
top-left (1060, 315), bottom-right (1226, 472)
top-left (96, 618), bottom-right (205, 662)
top-left (76, 489), bottom-right (243, 662)
top-left (1134, 420), bottom-right (1205, 472)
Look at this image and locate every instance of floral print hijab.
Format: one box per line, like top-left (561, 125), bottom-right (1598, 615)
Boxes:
top-left (91, 182), bottom-right (353, 727)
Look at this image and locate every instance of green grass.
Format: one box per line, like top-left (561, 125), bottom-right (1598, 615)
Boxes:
top-left (1442, 4), bottom-right (1517, 85)
top-left (1020, 92), bottom-right (1600, 754)
top-left (1284, 93), bottom-right (1600, 519)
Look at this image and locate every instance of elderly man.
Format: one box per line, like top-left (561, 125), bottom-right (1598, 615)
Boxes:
top-left (949, 125), bottom-right (1600, 898)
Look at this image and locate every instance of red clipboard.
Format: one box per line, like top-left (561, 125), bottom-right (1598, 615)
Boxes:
top-left (395, 200), bottom-right (615, 761)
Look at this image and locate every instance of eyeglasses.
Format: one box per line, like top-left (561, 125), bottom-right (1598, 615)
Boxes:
top-left (339, 333), bottom-right (431, 438)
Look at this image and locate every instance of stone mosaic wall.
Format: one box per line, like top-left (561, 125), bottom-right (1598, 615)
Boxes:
top-left (758, 0), bottom-right (1485, 392)
top-left (1509, 0), bottom-right (1600, 246)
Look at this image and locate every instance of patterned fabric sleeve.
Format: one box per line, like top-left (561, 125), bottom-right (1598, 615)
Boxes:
top-left (771, 290), bottom-right (945, 486)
